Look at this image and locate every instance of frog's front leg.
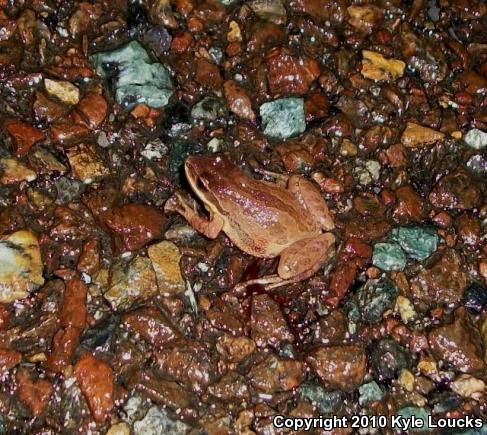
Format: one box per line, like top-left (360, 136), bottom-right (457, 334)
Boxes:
top-left (165, 192), bottom-right (224, 239)
top-left (234, 233), bottom-right (335, 293)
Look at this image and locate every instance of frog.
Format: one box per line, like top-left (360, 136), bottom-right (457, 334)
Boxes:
top-left (164, 154), bottom-right (336, 291)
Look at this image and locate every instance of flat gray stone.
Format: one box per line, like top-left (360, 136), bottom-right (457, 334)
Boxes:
top-left (90, 41), bottom-right (173, 110)
top-left (260, 97), bottom-right (305, 139)
top-left (464, 129), bottom-right (487, 150)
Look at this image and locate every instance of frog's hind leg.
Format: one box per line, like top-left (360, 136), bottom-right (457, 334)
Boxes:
top-left (165, 192), bottom-right (224, 239)
top-left (233, 233), bottom-right (335, 293)
top-left (287, 176), bottom-right (335, 231)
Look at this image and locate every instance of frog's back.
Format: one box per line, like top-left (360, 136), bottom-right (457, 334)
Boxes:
top-left (216, 179), bottom-right (318, 257)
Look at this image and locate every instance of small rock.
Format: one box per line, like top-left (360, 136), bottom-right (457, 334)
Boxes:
top-left (46, 326), bottom-right (81, 373)
top-left (0, 348), bottom-right (22, 373)
top-left (358, 381), bottom-right (384, 405)
top-left (16, 368), bottom-right (53, 417)
top-left (298, 383), bottom-right (343, 413)
top-left (390, 226), bottom-right (438, 261)
top-left (463, 283), bottom-right (487, 314)
top-left (30, 147), bottom-right (67, 174)
top-left (106, 422), bottom-right (131, 435)
top-left (361, 50), bottom-right (405, 81)
top-left (5, 120), bottom-right (45, 157)
top-left (347, 6), bottom-right (383, 33)
top-left (251, 294), bottom-right (294, 348)
top-left (290, 0), bottom-right (346, 23)
top-left (105, 256), bottom-right (159, 310)
top-left (451, 374), bottom-right (485, 399)
top-left (428, 307), bottom-right (485, 374)
top-left (0, 230), bottom-right (44, 303)
top-left (370, 338), bottom-right (411, 381)
top-left (147, 241), bottom-right (185, 296)
top-left (411, 249), bottom-right (467, 307)
top-left (456, 213), bottom-right (481, 246)
top-left (250, 0), bottom-right (286, 24)
top-left (372, 242), bottom-right (407, 271)
top-left (133, 406), bottom-right (189, 435)
top-left (123, 307), bottom-right (182, 347)
top-left (464, 128), bottom-right (487, 150)
top-left (216, 334), bottom-right (256, 363)
top-left (208, 371), bottom-right (250, 401)
top-left (400, 122), bottom-right (445, 148)
top-left (356, 278), bottom-right (399, 323)
top-left (306, 345), bottom-right (367, 392)
top-left (90, 41), bottom-right (173, 110)
top-left (429, 168), bottom-right (482, 210)
top-left (248, 354), bottom-right (304, 393)
top-left (266, 48), bottom-right (320, 95)
top-left (61, 278), bottom-right (87, 329)
top-left (44, 78), bottom-right (80, 105)
top-left (260, 97), bottom-right (305, 139)
top-left (67, 143), bottom-right (108, 184)
top-left (74, 93), bottom-right (108, 128)
top-left (398, 368), bottom-right (415, 392)
top-left (227, 20), bottom-right (242, 42)
top-left (314, 309), bottom-right (348, 344)
top-left (393, 185), bottom-right (424, 223)
top-left (0, 158), bottom-right (37, 184)
top-left (74, 352), bottom-right (114, 423)
top-left (102, 203), bottom-right (165, 252)
top-left (155, 342), bottom-right (217, 391)
top-left (190, 96), bottom-right (226, 121)
top-left (142, 26), bottom-right (172, 56)
top-left (224, 80), bottom-right (255, 122)
top-left (395, 295), bottom-right (417, 323)
top-left (194, 59), bottom-right (222, 90)
top-left (141, 139), bottom-right (168, 160)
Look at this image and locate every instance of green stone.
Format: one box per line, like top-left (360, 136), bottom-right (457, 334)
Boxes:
top-left (372, 242), bottom-right (407, 271)
top-left (259, 97), bottom-right (305, 139)
top-left (357, 278), bottom-right (399, 324)
top-left (298, 383), bottom-right (343, 414)
top-left (390, 226), bottom-right (438, 261)
top-left (397, 407), bottom-right (430, 432)
top-left (90, 41), bottom-right (173, 110)
top-left (358, 381), bottom-right (384, 405)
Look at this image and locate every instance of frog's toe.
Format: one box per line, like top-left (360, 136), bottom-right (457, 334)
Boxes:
top-left (164, 195), bottom-right (180, 212)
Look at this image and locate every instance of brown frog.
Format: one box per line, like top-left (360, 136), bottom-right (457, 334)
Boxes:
top-left (165, 155), bottom-right (335, 291)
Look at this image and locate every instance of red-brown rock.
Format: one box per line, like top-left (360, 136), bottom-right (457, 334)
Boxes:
top-left (73, 93), bottom-right (108, 128)
top-left (428, 307), bottom-right (485, 374)
top-left (16, 368), bottom-right (53, 417)
top-left (102, 204), bottom-right (165, 252)
top-left (5, 120), bottom-right (45, 157)
top-left (429, 168), bottom-right (483, 211)
top-left (60, 277), bottom-right (87, 329)
top-left (74, 352), bottom-right (114, 423)
top-left (195, 59), bottom-right (222, 90)
top-left (0, 348), bottom-right (21, 372)
top-left (306, 345), bottom-right (367, 391)
top-left (46, 326), bottom-right (81, 373)
top-left (266, 48), bottom-right (320, 95)
top-left (223, 80), bottom-right (255, 121)
top-left (123, 307), bottom-right (183, 347)
top-left (251, 294), bottom-right (294, 348)
top-left (393, 185), bottom-right (423, 223)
